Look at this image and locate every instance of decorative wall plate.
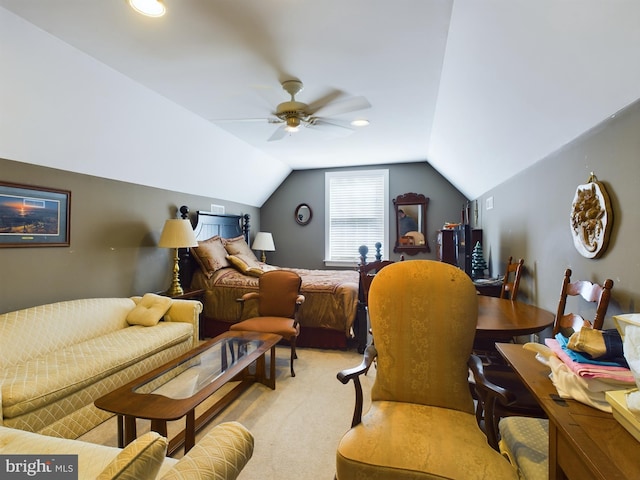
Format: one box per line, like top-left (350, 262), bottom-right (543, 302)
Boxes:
top-left (570, 173), bottom-right (612, 258)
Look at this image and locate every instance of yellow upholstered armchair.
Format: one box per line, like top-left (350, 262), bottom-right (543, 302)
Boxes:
top-left (231, 270), bottom-right (305, 377)
top-left (335, 260), bottom-right (517, 480)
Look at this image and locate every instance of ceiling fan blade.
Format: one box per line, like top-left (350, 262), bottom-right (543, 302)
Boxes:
top-left (267, 124), bottom-right (288, 142)
top-left (305, 89), bottom-right (346, 115)
top-left (310, 96), bottom-right (371, 118)
top-left (212, 117), bottom-right (281, 124)
top-left (306, 118), bottom-right (355, 138)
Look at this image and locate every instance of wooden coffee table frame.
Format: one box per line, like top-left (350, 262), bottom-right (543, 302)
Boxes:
top-left (95, 330), bottom-right (282, 455)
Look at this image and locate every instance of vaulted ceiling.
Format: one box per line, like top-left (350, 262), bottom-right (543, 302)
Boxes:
top-left (2, 1), bottom-right (640, 206)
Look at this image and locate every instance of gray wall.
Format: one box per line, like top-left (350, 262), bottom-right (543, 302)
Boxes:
top-left (0, 158), bottom-right (259, 313)
top-left (259, 162), bottom-right (469, 269)
top-left (477, 99), bottom-right (640, 329)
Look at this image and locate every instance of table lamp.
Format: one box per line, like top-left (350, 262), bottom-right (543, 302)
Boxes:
top-left (158, 218), bottom-right (198, 296)
top-left (252, 232), bottom-right (275, 263)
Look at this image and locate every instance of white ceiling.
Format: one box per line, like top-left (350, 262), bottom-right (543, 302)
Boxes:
top-left (2, 1), bottom-right (640, 202)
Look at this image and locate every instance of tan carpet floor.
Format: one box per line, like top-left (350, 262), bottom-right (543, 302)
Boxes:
top-left (79, 346), bottom-right (375, 479)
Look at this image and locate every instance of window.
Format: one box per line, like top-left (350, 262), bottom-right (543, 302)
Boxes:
top-left (325, 169), bottom-right (389, 266)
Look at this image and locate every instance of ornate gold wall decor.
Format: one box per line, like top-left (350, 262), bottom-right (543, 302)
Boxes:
top-left (570, 173), bottom-right (612, 258)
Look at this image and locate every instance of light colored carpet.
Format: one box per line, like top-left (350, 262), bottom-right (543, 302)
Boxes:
top-left (79, 346), bottom-right (375, 479)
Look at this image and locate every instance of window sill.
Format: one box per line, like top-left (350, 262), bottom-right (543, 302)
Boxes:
top-left (324, 260), bottom-right (359, 269)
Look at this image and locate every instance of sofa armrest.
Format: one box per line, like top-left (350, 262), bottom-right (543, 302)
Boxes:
top-left (164, 299), bottom-right (203, 347)
top-left (131, 297), bottom-right (203, 347)
top-left (159, 422), bottom-right (254, 480)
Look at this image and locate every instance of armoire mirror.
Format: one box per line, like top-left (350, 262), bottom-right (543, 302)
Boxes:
top-left (393, 192), bottom-right (430, 255)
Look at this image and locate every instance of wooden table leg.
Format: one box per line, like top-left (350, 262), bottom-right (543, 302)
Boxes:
top-left (185, 410), bottom-right (196, 453)
top-left (123, 416), bottom-right (137, 446)
top-left (150, 419), bottom-right (168, 438)
top-left (116, 415), bottom-right (124, 448)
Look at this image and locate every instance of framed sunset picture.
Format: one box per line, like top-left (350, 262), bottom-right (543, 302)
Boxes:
top-left (0, 181), bottom-right (71, 247)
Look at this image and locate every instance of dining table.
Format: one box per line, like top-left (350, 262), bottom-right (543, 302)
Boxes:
top-left (475, 295), bottom-right (555, 342)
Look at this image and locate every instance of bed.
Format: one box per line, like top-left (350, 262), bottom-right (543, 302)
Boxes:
top-left (181, 209), bottom-right (361, 349)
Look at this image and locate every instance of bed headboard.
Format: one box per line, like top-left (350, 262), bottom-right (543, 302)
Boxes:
top-left (178, 206), bottom-right (250, 288)
top-left (188, 210), bottom-right (250, 243)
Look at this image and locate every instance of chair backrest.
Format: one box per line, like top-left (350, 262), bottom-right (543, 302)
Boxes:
top-left (500, 256), bottom-right (524, 300)
top-left (256, 270), bottom-right (302, 318)
top-left (553, 268), bottom-right (614, 336)
top-left (368, 260), bottom-right (477, 414)
top-left (359, 260), bottom-right (395, 305)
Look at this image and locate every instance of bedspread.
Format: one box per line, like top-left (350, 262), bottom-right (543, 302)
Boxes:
top-left (191, 266), bottom-right (359, 337)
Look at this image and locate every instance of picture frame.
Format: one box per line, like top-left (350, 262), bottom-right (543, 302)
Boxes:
top-left (0, 181), bottom-right (71, 247)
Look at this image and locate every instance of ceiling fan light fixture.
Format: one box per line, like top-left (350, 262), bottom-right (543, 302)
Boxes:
top-left (284, 116), bottom-right (301, 132)
top-left (129, 0), bottom-right (166, 17)
top-left (351, 119), bottom-right (370, 127)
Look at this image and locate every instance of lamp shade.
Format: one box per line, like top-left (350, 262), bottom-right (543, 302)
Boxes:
top-left (252, 232), bottom-right (276, 252)
top-left (158, 219), bottom-right (198, 249)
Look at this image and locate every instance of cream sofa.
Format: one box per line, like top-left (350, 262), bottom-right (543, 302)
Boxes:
top-left (0, 295), bottom-right (202, 439)
top-left (0, 422), bottom-right (253, 480)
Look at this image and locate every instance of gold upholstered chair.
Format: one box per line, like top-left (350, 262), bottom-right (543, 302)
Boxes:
top-left (230, 270), bottom-right (305, 377)
top-left (335, 260), bottom-right (517, 480)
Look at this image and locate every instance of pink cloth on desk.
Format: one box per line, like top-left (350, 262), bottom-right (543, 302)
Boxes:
top-left (545, 338), bottom-right (636, 384)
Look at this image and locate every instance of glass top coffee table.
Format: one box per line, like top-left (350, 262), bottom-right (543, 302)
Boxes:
top-left (95, 330), bottom-right (281, 455)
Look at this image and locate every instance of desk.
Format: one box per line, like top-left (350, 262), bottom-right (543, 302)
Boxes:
top-left (497, 343), bottom-right (640, 480)
top-left (476, 296), bottom-right (554, 340)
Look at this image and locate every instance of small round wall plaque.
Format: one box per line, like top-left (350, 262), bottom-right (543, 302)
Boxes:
top-left (569, 173), bottom-right (612, 259)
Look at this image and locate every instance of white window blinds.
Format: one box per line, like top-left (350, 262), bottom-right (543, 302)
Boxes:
top-left (325, 169), bottom-right (389, 264)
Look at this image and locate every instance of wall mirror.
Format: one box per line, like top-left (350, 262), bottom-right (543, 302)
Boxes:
top-left (393, 192), bottom-right (430, 255)
top-left (295, 203), bottom-right (313, 226)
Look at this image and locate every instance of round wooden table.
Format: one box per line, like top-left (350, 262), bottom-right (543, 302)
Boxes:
top-left (476, 295), bottom-right (554, 340)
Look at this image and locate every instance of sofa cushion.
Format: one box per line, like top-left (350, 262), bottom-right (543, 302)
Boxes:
top-left (127, 294), bottom-right (173, 327)
top-left (1, 322), bottom-right (193, 419)
top-left (0, 298), bottom-right (135, 370)
top-left (0, 425), bottom-right (122, 478)
top-left (97, 432), bottom-right (167, 480)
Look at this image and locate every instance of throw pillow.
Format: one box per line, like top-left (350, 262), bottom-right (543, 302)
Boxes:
top-left (223, 236), bottom-right (260, 263)
top-left (97, 431), bottom-right (168, 480)
top-left (191, 236), bottom-right (231, 278)
top-left (227, 254), bottom-right (264, 277)
top-left (126, 293), bottom-right (173, 327)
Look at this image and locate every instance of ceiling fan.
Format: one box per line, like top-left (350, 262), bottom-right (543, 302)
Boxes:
top-left (221, 79), bottom-right (371, 142)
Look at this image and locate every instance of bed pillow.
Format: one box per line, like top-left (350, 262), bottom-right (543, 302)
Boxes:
top-left (97, 431), bottom-right (167, 480)
top-left (191, 235), bottom-right (231, 278)
top-left (126, 293), bottom-right (173, 326)
top-left (227, 254), bottom-right (264, 277)
top-left (223, 235), bottom-right (260, 263)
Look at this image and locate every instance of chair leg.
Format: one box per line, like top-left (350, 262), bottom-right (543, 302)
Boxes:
top-left (290, 337), bottom-right (297, 377)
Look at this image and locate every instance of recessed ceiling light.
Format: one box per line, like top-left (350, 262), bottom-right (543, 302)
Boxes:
top-left (351, 119), bottom-right (370, 127)
top-left (129, 0), bottom-right (166, 18)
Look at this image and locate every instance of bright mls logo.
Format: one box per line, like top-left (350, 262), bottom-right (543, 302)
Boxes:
top-left (0, 455), bottom-right (78, 479)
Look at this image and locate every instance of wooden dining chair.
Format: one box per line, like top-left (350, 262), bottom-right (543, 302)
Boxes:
top-left (553, 268), bottom-right (614, 336)
top-left (230, 270), bottom-right (305, 377)
top-left (472, 255), bottom-right (523, 365)
top-left (471, 268), bottom-right (614, 450)
top-left (499, 257), bottom-right (524, 300)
